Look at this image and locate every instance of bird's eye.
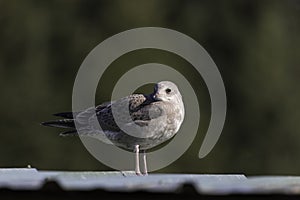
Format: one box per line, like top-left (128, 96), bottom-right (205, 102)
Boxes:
top-left (165, 88), bottom-right (171, 94)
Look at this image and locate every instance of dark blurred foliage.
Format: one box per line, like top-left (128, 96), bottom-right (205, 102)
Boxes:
top-left (0, 0), bottom-right (300, 175)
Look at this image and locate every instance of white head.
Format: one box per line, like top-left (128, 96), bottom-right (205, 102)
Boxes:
top-left (152, 81), bottom-right (185, 127)
top-left (153, 81), bottom-right (183, 103)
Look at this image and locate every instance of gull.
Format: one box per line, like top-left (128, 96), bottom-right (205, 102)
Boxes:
top-left (42, 81), bottom-right (185, 175)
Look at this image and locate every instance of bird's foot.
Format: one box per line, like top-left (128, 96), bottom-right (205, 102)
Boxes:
top-left (136, 172), bottom-right (142, 176)
top-left (142, 172), bottom-right (148, 176)
top-left (135, 169), bottom-right (148, 176)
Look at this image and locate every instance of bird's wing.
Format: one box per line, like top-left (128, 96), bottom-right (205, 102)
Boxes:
top-left (95, 101), bottom-right (119, 131)
top-left (96, 94), bottom-right (165, 131)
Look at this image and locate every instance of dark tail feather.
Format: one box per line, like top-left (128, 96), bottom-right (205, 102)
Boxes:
top-left (59, 129), bottom-right (78, 136)
top-left (53, 112), bottom-right (74, 119)
top-left (41, 119), bottom-right (75, 129)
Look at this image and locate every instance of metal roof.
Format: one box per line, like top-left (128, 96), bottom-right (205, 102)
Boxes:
top-left (1, 168), bottom-right (300, 196)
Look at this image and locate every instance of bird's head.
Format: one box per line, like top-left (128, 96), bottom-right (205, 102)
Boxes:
top-left (152, 81), bottom-right (183, 103)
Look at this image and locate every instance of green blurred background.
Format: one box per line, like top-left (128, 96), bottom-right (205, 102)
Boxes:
top-left (0, 0), bottom-right (300, 175)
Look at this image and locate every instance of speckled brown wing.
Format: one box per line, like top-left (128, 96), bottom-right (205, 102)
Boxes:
top-left (95, 94), bottom-right (163, 132)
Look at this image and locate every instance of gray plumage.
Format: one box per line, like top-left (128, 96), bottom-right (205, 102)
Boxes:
top-left (42, 81), bottom-right (185, 175)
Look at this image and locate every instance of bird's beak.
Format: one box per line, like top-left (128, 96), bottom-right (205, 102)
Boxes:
top-left (153, 94), bottom-right (163, 101)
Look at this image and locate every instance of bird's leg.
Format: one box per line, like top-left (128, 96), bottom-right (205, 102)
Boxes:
top-left (134, 145), bottom-right (141, 175)
top-left (141, 150), bottom-right (148, 176)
